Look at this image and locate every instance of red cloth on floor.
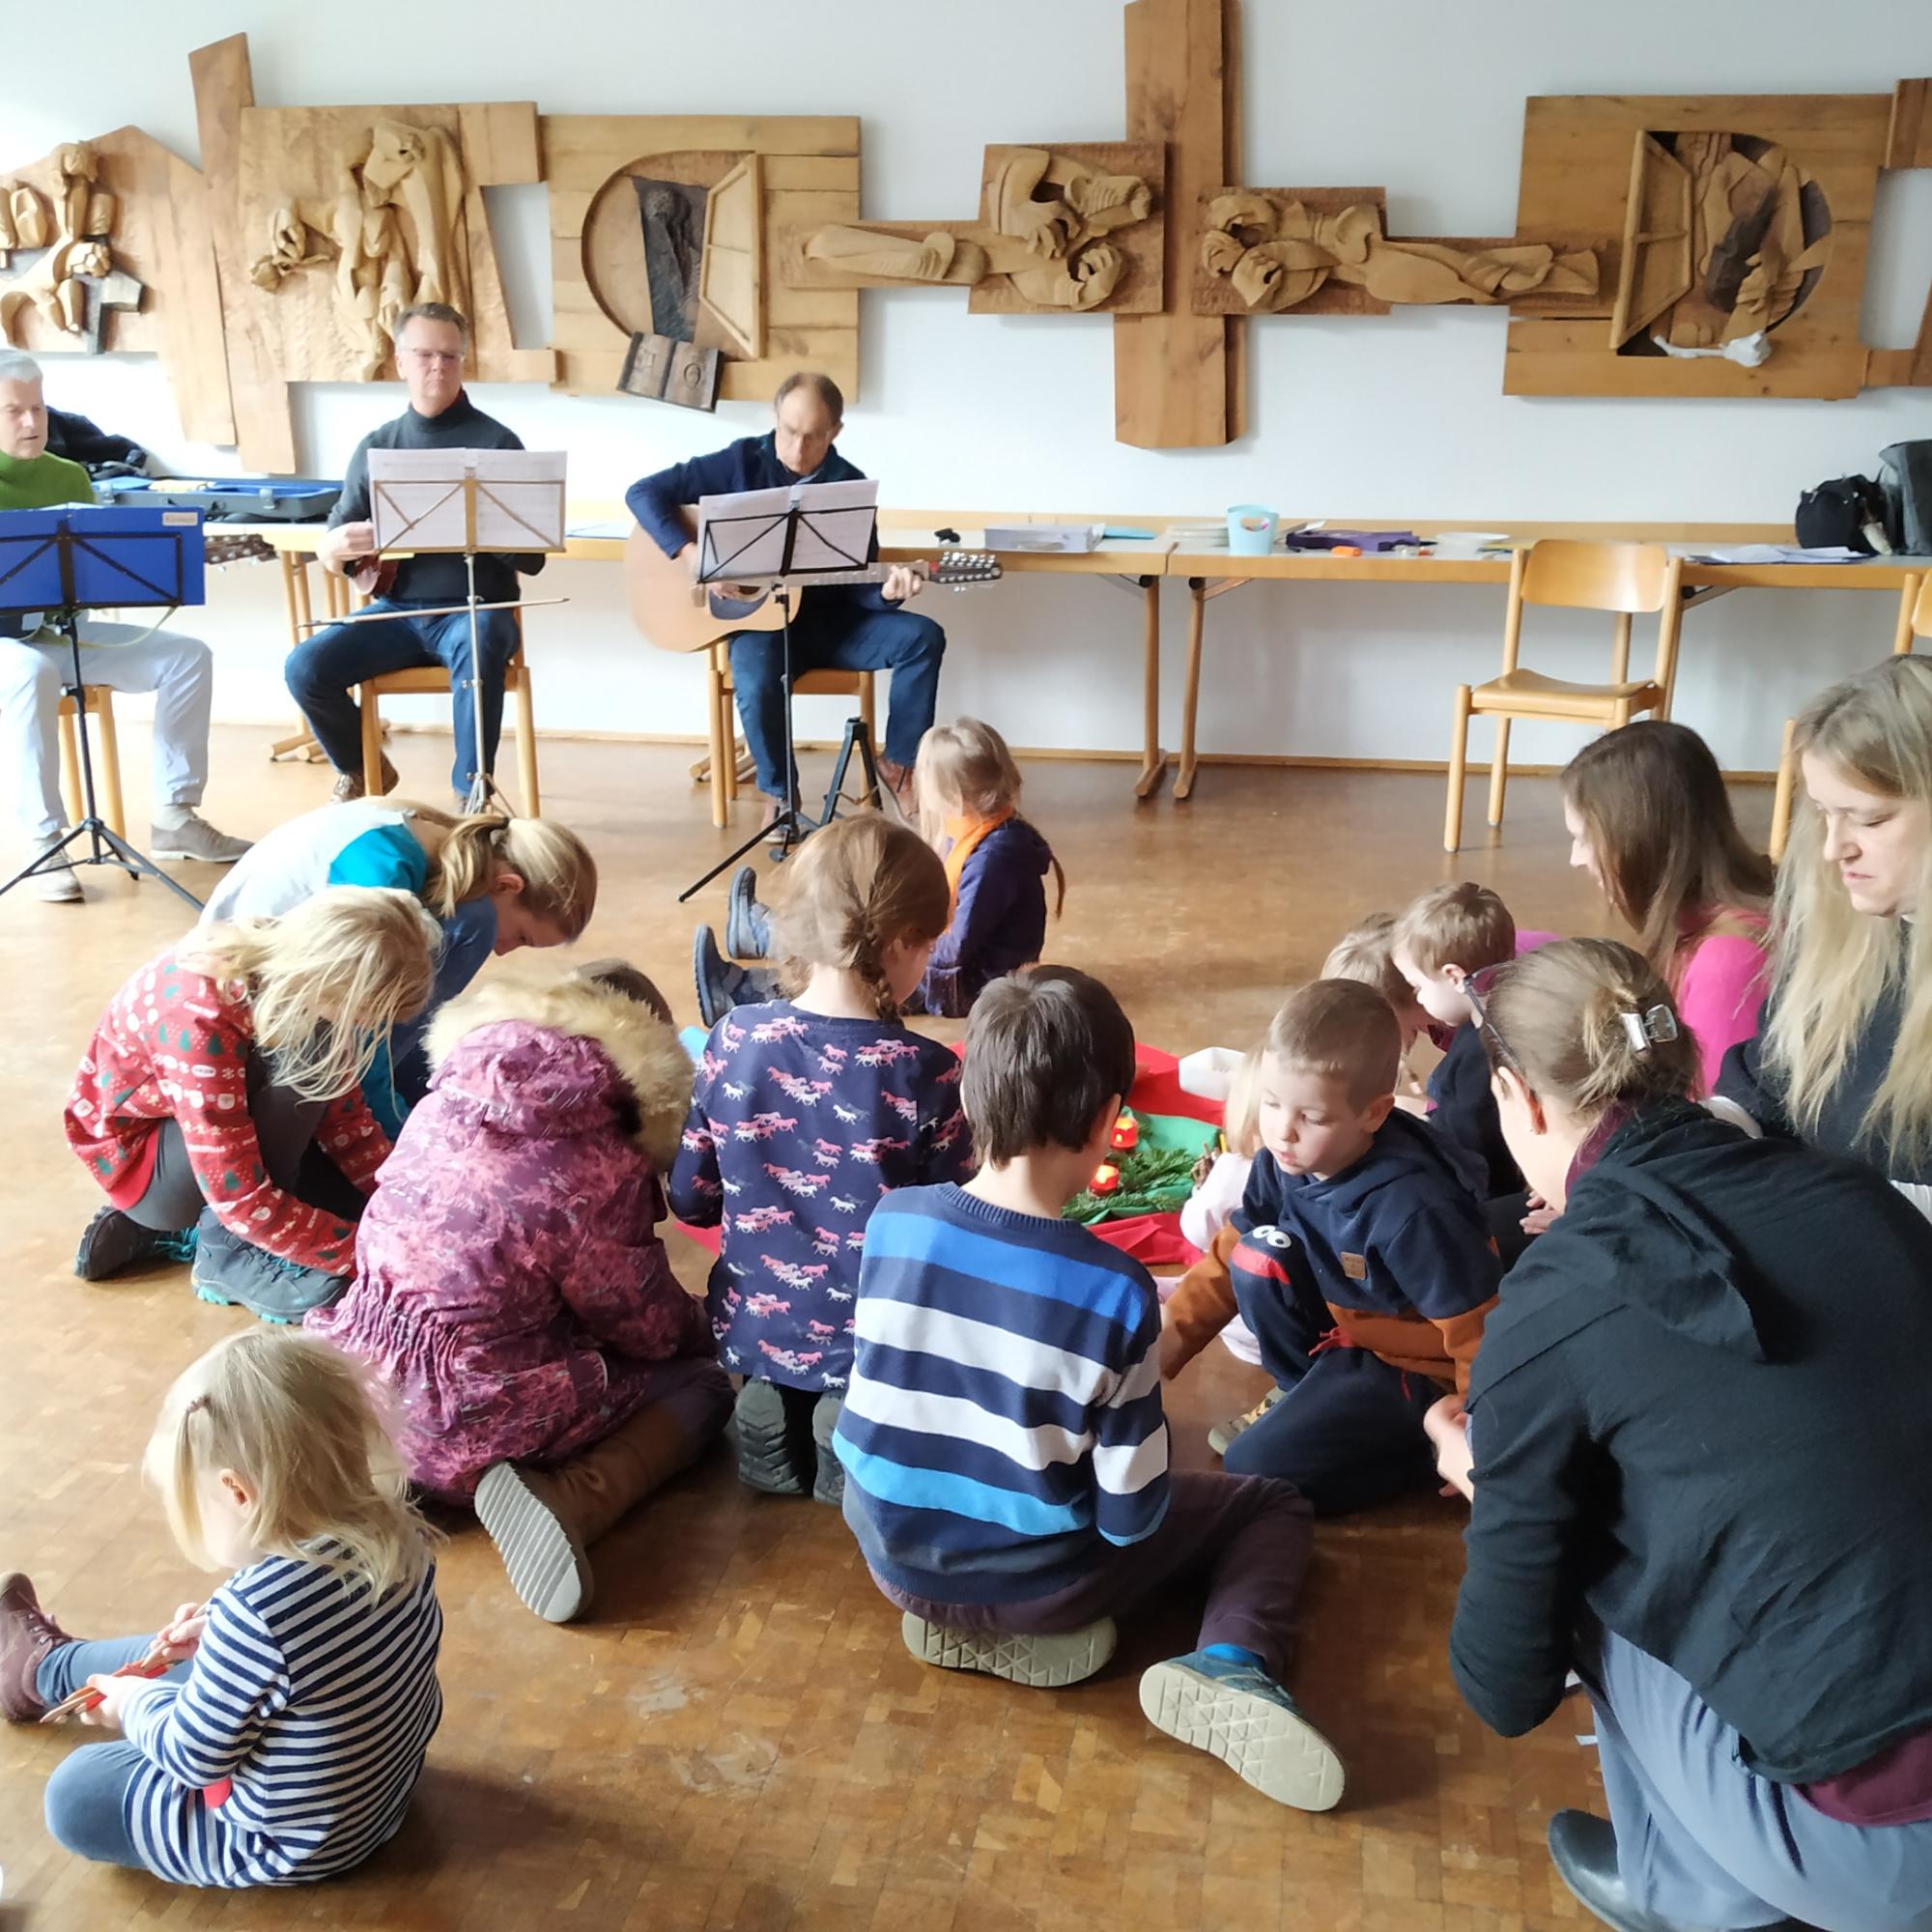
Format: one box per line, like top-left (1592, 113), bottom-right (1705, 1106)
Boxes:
top-left (676, 1043), bottom-right (1226, 1268)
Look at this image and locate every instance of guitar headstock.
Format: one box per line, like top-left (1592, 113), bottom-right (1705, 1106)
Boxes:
top-left (923, 552), bottom-right (1002, 588)
top-left (202, 533), bottom-right (278, 568)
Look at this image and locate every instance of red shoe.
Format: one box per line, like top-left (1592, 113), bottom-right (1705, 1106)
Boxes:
top-left (0, 1573), bottom-right (75, 1721)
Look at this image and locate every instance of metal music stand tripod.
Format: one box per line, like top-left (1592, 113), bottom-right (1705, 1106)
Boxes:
top-left (678, 482), bottom-right (884, 904)
top-left (0, 507), bottom-right (204, 907)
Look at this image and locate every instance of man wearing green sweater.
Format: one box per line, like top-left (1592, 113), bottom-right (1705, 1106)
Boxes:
top-left (0, 351), bottom-right (247, 900)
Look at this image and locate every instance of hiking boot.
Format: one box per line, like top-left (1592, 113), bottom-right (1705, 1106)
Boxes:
top-left (149, 811), bottom-right (250, 865)
top-left (1139, 1648), bottom-right (1345, 1812)
top-left (73, 1207), bottom-right (196, 1282)
top-left (810, 1394), bottom-right (845, 1507)
top-left (693, 924), bottom-right (751, 1029)
top-left (902, 1613), bottom-right (1116, 1688)
top-left (731, 1378), bottom-right (807, 1495)
top-left (725, 867), bottom-right (771, 960)
top-left (0, 1574), bottom-right (74, 1722)
top-left (190, 1213), bottom-right (346, 1323)
top-left (474, 1463), bottom-right (594, 1625)
top-left (1208, 1384), bottom-right (1287, 1458)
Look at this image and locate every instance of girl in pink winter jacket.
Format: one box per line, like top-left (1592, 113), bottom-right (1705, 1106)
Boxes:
top-left (309, 961), bottom-right (730, 1624)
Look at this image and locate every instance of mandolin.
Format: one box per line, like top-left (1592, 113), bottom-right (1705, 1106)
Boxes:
top-left (625, 525), bottom-right (1001, 655)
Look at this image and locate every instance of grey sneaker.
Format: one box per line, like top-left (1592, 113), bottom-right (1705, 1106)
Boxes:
top-left (1208, 1384), bottom-right (1287, 1458)
top-left (73, 1207), bottom-right (196, 1281)
top-left (28, 837), bottom-right (82, 902)
top-left (1139, 1649), bottom-right (1345, 1811)
top-left (902, 1613), bottom-right (1117, 1688)
top-left (150, 811), bottom-right (250, 865)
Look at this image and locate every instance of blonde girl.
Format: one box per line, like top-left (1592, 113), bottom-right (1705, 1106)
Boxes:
top-left (1716, 655), bottom-right (1932, 1205)
top-left (1561, 722), bottom-right (1773, 1094)
top-left (1322, 912), bottom-right (1433, 1111)
top-left (198, 799), bottom-right (598, 1132)
top-left (669, 815), bottom-right (974, 1502)
top-left (699, 718), bottom-right (1063, 1022)
top-left (2, 1329), bottom-right (443, 1889)
top-left (68, 886), bottom-right (440, 1318)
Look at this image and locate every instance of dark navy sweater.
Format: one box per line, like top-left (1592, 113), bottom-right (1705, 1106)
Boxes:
top-left (920, 820), bottom-right (1057, 1018)
top-left (626, 432), bottom-right (893, 614)
top-left (1428, 1019), bottom-right (1526, 1198)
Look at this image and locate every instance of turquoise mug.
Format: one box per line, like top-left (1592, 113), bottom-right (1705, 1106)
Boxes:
top-left (1227, 504), bottom-right (1278, 554)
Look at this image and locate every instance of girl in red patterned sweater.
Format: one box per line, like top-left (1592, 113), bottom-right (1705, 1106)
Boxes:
top-left (66, 887), bottom-right (441, 1321)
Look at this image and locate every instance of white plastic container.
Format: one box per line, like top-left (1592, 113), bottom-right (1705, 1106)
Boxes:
top-left (1178, 1045), bottom-right (1245, 1103)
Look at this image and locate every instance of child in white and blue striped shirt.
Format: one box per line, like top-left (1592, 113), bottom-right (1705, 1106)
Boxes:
top-left (1, 1329), bottom-right (442, 1888)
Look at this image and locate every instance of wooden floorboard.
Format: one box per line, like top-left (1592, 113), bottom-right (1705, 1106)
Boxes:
top-left (2, 728), bottom-right (1756, 1928)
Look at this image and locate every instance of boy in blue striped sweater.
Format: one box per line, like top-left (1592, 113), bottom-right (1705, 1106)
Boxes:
top-left (835, 967), bottom-right (1344, 1811)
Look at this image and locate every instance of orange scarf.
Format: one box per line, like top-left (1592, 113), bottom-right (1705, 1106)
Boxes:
top-left (943, 809), bottom-right (1014, 915)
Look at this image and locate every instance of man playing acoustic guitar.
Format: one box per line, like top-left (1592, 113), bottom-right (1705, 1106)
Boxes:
top-left (627, 371), bottom-right (943, 818)
top-left (286, 302), bottom-right (547, 807)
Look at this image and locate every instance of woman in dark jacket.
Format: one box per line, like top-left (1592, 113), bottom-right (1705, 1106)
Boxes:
top-left (1430, 937), bottom-right (1932, 1932)
top-left (1714, 655), bottom-right (1932, 1210)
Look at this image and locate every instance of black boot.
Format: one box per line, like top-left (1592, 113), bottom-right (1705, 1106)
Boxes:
top-left (1546, 1812), bottom-right (1797, 1932)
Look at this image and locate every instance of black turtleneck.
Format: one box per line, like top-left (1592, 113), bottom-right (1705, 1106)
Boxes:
top-left (327, 392), bottom-right (546, 606)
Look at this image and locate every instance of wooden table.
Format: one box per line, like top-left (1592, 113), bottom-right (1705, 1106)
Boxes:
top-left (1162, 526), bottom-right (1930, 801)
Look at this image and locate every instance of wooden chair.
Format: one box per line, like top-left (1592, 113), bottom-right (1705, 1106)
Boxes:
top-left (702, 644), bottom-right (875, 828)
top-left (1444, 539), bottom-right (1686, 852)
top-left (1768, 570), bottom-right (1928, 861)
top-left (358, 610), bottom-right (541, 815)
top-left (56, 687), bottom-right (127, 838)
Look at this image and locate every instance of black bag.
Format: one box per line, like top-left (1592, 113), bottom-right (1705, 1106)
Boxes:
top-left (1879, 440), bottom-right (1932, 555)
top-left (1795, 474), bottom-right (1891, 554)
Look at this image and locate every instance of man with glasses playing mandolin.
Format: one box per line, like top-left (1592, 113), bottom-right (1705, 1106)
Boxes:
top-left (286, 302), bottom-right (546, 808)
top-left (627, 371), bottom-right (944, 818)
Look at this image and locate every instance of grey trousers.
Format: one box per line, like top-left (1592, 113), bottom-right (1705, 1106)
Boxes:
top-left (1584, 1625), bottom-right (1932, 1932)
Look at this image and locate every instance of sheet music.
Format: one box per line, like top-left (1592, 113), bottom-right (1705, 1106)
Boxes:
top-left (367, 448), bottom-right (567, 554)
top-left (696, 479), bottom-right (879, 583)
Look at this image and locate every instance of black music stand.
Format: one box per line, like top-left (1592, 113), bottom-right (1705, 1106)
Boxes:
top-left (677, 483), bottom-right (884, 903)
top-left (0, 509), bottom-right (204, 907)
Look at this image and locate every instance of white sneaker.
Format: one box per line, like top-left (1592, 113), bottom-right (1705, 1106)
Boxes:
top-left (27, 838), bottom-right (82, 902)
top-left (150, 811), bottom-right (250, 865)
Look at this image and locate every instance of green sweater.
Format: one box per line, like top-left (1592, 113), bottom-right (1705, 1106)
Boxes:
top-left (0, 448), bottom-right (92, 511)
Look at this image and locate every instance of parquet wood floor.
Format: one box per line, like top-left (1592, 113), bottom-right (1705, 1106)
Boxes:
top-left (2, 729), bottom-right (1758, 1929)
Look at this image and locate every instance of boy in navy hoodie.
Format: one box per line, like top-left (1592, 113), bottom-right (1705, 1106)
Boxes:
top-left (1162, 979), bottom-right (1502, 1514)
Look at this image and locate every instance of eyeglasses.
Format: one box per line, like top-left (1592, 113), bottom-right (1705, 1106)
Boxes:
top-left (400, 348), bottom-right (465, 365)
top-left (1463, 980), bottom-right (1523, 1077)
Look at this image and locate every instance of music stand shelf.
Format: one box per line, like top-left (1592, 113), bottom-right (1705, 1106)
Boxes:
top-left (0, 507), bottom-right (208, 907)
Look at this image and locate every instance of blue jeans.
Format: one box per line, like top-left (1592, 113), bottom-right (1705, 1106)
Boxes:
top-left (1224, 1238), bottom-right (1439, 1514)
top-left (728, 601), bottom-right (945, 799)
top-left (1582, 1625), bottom-right (1932, 1931)
top-left (285, 598), bottom-right (521, 793)
top-left (38, 1634), bottom-right (190, 1871)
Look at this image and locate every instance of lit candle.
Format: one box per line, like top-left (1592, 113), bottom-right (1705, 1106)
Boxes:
top-left (1091, 1163), bottom-right (1122, 1197)
top-left (1110, 1110), bottom-right (1140, 1152)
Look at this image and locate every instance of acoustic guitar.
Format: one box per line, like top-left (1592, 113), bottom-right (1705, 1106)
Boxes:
top-left (624, 525), bottom-right (1001, 655)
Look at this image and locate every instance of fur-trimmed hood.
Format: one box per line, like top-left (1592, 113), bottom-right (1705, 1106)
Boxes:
top-left (423, 975), bottom-right (694, 1170)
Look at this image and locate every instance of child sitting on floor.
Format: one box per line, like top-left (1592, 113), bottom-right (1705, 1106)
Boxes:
top-left (310, 960), bottom-right (731, 1626)
top-left (694, 716), bottom-right (1065, 1023)
top-left (836, 966), bottom-right (1345, 1813)
top-left (1322, 912), bottom-right (1431, 1113)
top-left (1391, 882), bottom-right (1527, 1201)
top-left (669, 815), bottom-right (974, 1505)
top-left (1163, 979), bottom-right (1502, 1513)
top-left (1, 1329), bottom-right (442, 1889)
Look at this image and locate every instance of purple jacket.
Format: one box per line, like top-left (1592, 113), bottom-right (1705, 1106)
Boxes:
top-left (921, 819), bottom-right (1057, 1018)
top-left (310, 976), bottom-right (712, 1500)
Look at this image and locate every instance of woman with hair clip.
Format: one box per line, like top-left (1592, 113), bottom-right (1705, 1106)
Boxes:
top-left (196, 797), bottom-right (598, 1133)
top-left (1715, 656), bottom-right (1932, 1210)
top-left (1561, 720), bottom-right (1773, 1094)
top-left (67, 888), bottom-right (442, 1320)
top-left (1429, 938), bottom-right (1932, 1932)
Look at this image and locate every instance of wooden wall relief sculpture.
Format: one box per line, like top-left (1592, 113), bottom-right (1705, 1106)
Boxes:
top-left (0, 126), bottom-right (233, 443)
top-left (1195, 189), bottom-right (1599, 314)
top-left (791, 144), bottom-right (1164, 314)
top-left (547, 117), bottom-right (850, 407)
top-left (247, 119), bottom-right (474, 381)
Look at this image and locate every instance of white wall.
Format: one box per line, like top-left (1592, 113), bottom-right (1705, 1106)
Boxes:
top-left (9, 0), bottom-right (1932, 770)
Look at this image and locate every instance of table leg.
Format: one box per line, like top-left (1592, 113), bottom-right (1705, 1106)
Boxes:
top-left (1175, 578), bottom-right (1207, 801)
top-left (1896, 574), bottom-right (1924, 656)
top-left (1132, 575), bottom-right (1168, 800)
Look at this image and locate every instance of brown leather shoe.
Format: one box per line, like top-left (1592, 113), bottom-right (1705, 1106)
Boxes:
top-left (0, 1573), bottom-right (75, 1721)
top-left (875, 755), bottom-right (917, 817)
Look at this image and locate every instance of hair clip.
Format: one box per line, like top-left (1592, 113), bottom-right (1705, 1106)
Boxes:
top-left (1620, 1005), bottom-right (1680, 1053)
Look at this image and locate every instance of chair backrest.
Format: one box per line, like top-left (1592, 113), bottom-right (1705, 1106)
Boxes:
top-left (1521, 538), bottom-right (1675, 614)
top-left (1914, 570), bottom-right (1931, 641)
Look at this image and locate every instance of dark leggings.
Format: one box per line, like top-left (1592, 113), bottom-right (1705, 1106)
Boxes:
top-left (123, 1050), bottom-right (365, 1234)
